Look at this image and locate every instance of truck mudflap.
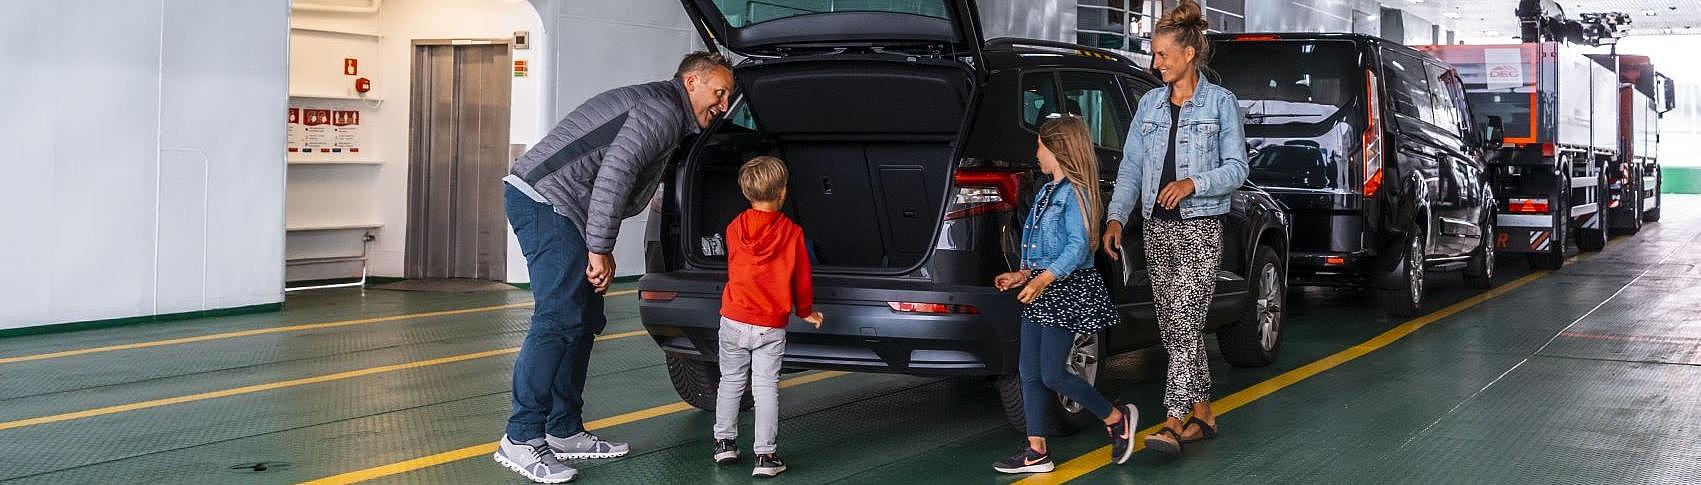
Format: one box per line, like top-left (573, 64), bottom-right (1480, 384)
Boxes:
top-left (1494, 226), bottom-right (1555, 253)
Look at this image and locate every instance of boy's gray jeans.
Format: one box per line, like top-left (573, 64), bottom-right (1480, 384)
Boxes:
top-left (713, 317), bottom-right (786, 454)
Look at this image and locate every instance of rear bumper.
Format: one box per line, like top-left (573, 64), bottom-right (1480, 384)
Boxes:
top-left (638, 272), bottom-right (1024, 376)
top-left (1287, 250), bottom-right (1380, 287)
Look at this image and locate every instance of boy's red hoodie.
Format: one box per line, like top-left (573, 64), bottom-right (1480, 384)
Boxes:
top-left (720, 208), bottom-right (813, 328)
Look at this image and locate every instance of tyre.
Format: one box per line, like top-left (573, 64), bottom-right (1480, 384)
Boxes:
top-left (1219, 246), bottom-right (1284, 367)
top-left (1527, 173), bottom-right (1568, 270)
top-left (995, 332), bottom-right (1104, 436)
top-left (665, 353), bottom-right (751, 412)
top-left (1525, 251), bottom-right (1564, 270)
top-left (1578, 172), bottom-right (1610, 251)
top-left (1645, 173), bottom-right (1662, 223)
top-left (1464, 215), bottom-right (1495, 288)
top-left (1613, 168), bottom-right (1643, 236)
top-left (1378, 229), bottom-right (1426, 318)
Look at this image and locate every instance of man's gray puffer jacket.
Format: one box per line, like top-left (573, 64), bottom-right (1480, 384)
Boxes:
top-left (508, 78), bottom-right (699, 254)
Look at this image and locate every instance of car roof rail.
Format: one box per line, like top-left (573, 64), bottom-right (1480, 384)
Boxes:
top-left (984, 37), bottom-right (1135, 65)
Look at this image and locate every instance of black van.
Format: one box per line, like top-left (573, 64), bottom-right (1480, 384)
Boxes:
top-left (1211, 33), bottom-right (1501, 317)
top-left (640, 0), bottom-right (1291, 434)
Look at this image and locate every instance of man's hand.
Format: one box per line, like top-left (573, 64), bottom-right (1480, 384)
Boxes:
top-left (1158, 178), bottom-right (1196, 209)
top-left (803, 311), bottom-right (825, 329)
top-left (586, 252), bottom-right (615, 294)
top-left (1017, 271), bottom-right (1057, 304)
top-left (1103, 220), bottom-right (1124, 261)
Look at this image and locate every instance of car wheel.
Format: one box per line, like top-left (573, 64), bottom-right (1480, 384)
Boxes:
top-left (995, 333), bottom-right (1103, 436)
top-left (665, 353), bottom-right (751, 412)
top-left (1378, 228), bottom-right (1426, 317)
top-left (1219, 245), bottom-right (1283, 367)
top-left (1464, 216), bottom-right (1495, 288)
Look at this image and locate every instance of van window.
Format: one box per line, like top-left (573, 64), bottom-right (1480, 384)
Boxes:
top-left (1212, 40), bottom-right (1359, 132)
top-left (1382, 50), bottom-right (1436, 124)
top-left (1425, 63), bottom-right (1463, 137)
top-left (1059, 71), bottom-right (1132, 149)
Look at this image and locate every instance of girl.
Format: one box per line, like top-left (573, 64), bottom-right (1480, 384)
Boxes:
top-left (991, 116), bottom-right (1139, 474)
top-left (1102, 0), bottom-right (1249, 457)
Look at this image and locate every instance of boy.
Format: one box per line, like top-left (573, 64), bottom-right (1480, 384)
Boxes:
top-left (711, 156), bottom-right (824, 478)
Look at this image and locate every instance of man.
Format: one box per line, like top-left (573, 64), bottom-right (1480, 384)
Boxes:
top-left (494, 51), bottom-right (734, 484)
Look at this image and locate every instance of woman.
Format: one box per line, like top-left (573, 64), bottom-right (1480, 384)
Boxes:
top-left (991, 116), bottom-right (1139, 474)
top-left (1101, 0), bottom-right (1248, 456)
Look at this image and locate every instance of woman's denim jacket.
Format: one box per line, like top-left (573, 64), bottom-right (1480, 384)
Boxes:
top-left (1106, 75), bottom-right (1249, 224)
top-left (1021, 179), bottom-right (1092, 279)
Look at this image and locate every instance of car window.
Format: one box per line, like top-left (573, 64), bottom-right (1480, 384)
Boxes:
top-left (1382, 50), bottom-right (1435, 124)
top-left (1059, 71), bottom-right (1132, 149)
top-left (1442, 69), bottom-right (1475, 140)
top-left (1020, 71), bottom-right (1061, 129)
top-left (1425, 63), bottom-right (1462, 137)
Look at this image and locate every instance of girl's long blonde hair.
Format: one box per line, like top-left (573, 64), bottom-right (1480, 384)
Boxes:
top-left (1037, 115), bottom-right (1103, 251)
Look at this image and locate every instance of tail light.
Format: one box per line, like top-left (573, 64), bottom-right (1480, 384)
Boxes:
top-left (1507, 198), bottom-right (1550, 214)
top-left (945, 170), bottom-right (1021, 220)
top-left (1325, 256), bottom-right (1346, 266)
top-left (887, 301), bottom-right (981, 314)
top-left (1362, 69), bottom-right (1385, 198)
top-left (640, 290), bottom-right (678, 302)
top-left (1540, 143), bottom-right (1555, 157)
top-left (1232, 34), bottom-right (1281, 41)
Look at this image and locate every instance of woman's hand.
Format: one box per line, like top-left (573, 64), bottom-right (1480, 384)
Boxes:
top-left (1158, 178), bottom-right (1196, 209)
top-left (1103, 221), bottom-right (1124, 261)
top-left (994, 271), bottom-right (1029, 291)
top-left (1017, 271), bottom-right (1057, 304)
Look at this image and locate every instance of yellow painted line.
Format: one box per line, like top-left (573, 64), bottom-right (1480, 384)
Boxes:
top-left (298, 371), bottom-right (852, 485)
top-left (0, 329), bottom-right (650, 432)
top-left (1018, 270), bottom-right (1555, 484)
top-left (0, 289), bottom-right (636, 365)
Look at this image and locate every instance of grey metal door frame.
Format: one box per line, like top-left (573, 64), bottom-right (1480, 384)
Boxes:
top-left (405, 39), bottom-right (513, 280)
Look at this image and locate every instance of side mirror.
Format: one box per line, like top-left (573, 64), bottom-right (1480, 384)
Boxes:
top-left (1483, 116), bottom-right (1505, 149)
top-left (1661, 75), bottom-right (1677, 114)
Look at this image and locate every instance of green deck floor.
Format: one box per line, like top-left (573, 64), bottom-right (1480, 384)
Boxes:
top-left (4, 198), bottom-right (1700, 484)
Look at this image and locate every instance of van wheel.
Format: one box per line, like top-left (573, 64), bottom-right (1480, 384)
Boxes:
top-left (1378, 230), bottom-right (1426, 318)
top-left (1219, 246), bottom-right (1283, 367)
top-left (1464, 217), bottom-right (1495, 288)
top-left (995, 333), bottom-right (1103, 436)
top-left (665, 353), bottom-right (751, 412)
top-left (1578, 175), bottom-right (1609, 252)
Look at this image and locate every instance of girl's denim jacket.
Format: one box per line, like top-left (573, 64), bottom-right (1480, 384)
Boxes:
top-left (1021, 179), bottom-right (1092, 279)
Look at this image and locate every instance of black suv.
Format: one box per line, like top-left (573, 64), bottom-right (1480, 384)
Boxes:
top-left (640, 0), bottom-right (1291, 434)
top-left (1211, 33), bottom-right (1500, 317)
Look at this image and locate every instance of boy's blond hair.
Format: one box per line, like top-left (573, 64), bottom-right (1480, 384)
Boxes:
top-left (738, 156), bottom-right (789, 203)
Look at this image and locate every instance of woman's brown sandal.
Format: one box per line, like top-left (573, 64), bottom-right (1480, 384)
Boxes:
top-left (1144, 426), bottom-right (1184, 456)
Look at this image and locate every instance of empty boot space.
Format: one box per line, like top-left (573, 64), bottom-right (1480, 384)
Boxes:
top-left (689, 139), bottom-right (951, 270)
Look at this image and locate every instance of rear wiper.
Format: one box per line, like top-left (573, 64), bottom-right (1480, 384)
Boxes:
top-left (1245, 113), bottom-right (1319, 119)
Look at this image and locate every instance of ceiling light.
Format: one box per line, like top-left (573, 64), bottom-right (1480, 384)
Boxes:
top-left (1484, 30), bottom-right (1500, 37)
top-left (1410, 0), bottom-right (1424, 3)
top-left (1644, 9), bottom-right (1657, 16)
top-left (1445, 12), bottom-right (1462, 19)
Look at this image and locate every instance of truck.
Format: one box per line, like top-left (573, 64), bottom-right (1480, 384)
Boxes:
top-left (1420, 42), bottom-right (1672, 269)
top-left (1586, 53), bottom-right (1674, 233)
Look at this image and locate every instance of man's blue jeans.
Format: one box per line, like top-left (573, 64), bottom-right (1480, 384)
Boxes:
top-left (504, 185), bottom-right (607, 441)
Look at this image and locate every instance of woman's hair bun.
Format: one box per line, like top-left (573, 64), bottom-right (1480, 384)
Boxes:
top-left (1157, 0), bottom-right (1209, 33)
